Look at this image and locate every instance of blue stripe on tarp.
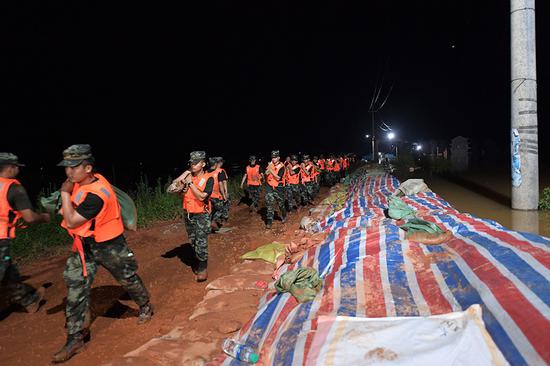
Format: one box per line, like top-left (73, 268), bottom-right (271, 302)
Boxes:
top-left (243, 294), bottom-right (285, 347)
top-left (426, 245), bottom-right (527, 366)
top-left (518, 231), bottom-right (550, 247)
top-left (273, 301), bottom-right (315, 365)
top-left (436, 213), bottom-right (550, 308)
top-left (413, 196), bottom-right (443, 211)
top-left (384, 223), bottom-right (420, 316)
top-left (337, 231), bottom-right (363, 316)
top-left (317, 238), bottom-right (333, 275)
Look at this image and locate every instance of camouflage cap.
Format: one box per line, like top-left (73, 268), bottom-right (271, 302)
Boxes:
top-left (208, 157), bottom-right (217, 166)
top-left (271, 150), bottom-right (280, 158)
top-left (215, 156), bottom-right (224, 163)
top-left (249, 155), bottom-right (256, 161)
top-left (189, 151), bottom-right (206, 164)
top-left (0, 152), bottom-right (25, 167)
top-left (290, 155), bottom-right (298, 161)
top-left (313, 156), bottom-right (319, 160)
top-left (57, 144), bottom-right (94, 167)
top-left (302, 154), bottom-right (310, 161)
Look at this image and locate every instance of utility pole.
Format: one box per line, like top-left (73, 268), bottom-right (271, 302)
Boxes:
top-left (511, 0), bottom-right (538, 210)
top-left (371, 111), bottom-right (376, 161)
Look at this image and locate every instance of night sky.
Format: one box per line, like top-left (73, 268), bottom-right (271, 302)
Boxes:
top-left (2, 1), bottom-right (549, 189)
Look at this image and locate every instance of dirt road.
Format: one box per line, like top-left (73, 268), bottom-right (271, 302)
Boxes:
top-left (0, 200), bottom-right (318, 366)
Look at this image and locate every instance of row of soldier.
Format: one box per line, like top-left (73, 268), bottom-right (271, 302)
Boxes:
top-left (0, 146), bottom-right (352, 363)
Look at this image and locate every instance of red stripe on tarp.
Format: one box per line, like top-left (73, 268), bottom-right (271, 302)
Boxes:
top-left (407, 242), bottom-right (453, 314)
top-left (258, 296), bottom-right (298, 365)
top-left (448, 238), bottom-right (550, 363)
top-left (446, 212), bottom-right (550, 269)
top-left (363, 222), bottom-right (387, 317)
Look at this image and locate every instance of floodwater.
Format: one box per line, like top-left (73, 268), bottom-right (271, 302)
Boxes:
top-left (427, 177), bottom-right (550, 238)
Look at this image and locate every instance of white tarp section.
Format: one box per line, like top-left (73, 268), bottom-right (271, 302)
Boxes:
top-left (306, 305), bottom-right (508, 366)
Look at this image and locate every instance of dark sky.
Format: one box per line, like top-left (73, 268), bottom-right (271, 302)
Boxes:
top-left (2, 1), bottom-right (549, 180)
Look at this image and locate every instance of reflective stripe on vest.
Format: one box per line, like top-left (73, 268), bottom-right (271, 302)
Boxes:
top-left (0, 177), bottom-right (22, 239)
top-left (246, 165), bottom-right (261, 186)
top-left (183, 172), bottom-right (212, 214)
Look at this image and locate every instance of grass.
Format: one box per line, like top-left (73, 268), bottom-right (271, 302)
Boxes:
top-left (134, 176), bottom-right (182, 228)
top-left (539, 187), bottom-right (550, 211)
top-left (10, 175), bottom-right (245, 260)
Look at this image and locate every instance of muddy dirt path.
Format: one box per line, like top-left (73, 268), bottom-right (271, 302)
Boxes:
top-left (0, 195), bottom-right (324, 366)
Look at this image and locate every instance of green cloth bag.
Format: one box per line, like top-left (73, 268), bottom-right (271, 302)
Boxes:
top-left (275, 267), bottom-right (323, 303)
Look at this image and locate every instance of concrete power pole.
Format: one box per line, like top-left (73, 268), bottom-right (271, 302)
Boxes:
top-left (511, 0), bottom-right (539, 210)
top-left (371, 111), bottom-right (376, 161)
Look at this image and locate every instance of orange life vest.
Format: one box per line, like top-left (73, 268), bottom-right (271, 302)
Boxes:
top-left (61, 174), bottom-right (124, 243)
top-left (334, 161), bottom-right (341, 172)
top-left (286, 165), bottom-right (300, 185)
top-left (312, 164), bottom-right (320, 178)
top-left (61, 174), bottom-right (125, 277)
top-left (326, 159), bottom-right (334, 172)
top-left (210, 168), bottom-right (224, 200)
top-left (301, 163), bottom-right (314, 183)
top-left (318, 159), bottom-right (326, 170)
top-left (266, 162), bottom-right (285, 188)
top-left (0, 177), bottom-right (23, 239)
top-left (183, 172), bottom-right (212, 214)
top-left (246, 165), bottom-right (261, 186)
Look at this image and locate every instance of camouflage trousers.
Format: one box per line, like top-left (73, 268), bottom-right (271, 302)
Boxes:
top-left (184, 211), bottom-right (211, 262)
top-left (313, 180), bottom-right (320, 197)
top-left (265, 185), bottom-right (286, 221)
top-left (0, 241), bottom-right (38, 307)
top-left (212, 198), bottom-right (231, 224)
top-left (301, 182), bottom-right (316, 204)
top-left (286, 184), bottom-right (301, 210)
top-left (247, 185), bottom-right (261, 208)
top-left (63, 237), bottom-right (150, 335)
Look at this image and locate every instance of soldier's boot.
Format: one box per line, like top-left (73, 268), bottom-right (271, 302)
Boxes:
top-left (196, 260), bottom-right (208, 282)
top-left (52, 330), bottom-right (89, 363)
top-left (265, 219), bottom-right (273, 229)
top-left (137, 303), bottom-right (154, 325)
top-left (24, 286), bottom-right (46, 313)
top-left (281, 210), bottom-right (288, 223)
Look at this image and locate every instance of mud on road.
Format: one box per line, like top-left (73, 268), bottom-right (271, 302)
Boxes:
top-left (0, 198), bottom-right (323, 366)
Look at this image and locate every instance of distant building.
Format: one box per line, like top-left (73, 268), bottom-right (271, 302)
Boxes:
top-left (451, 136), bottom-right (470, 172)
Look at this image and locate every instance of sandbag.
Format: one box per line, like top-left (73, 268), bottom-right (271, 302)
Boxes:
top-left (393, 178), bottom-right (431, 196)
top-left (275, 267), bottom-right (323, 303)
top-left (241, 242), bottom-right (286, 264)
top-left (388, 196), bottom-right (416, 220)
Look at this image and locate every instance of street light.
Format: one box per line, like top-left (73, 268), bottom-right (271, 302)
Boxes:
top-left (365, 134), bottom-right (370, 138)
top-left (387, 132), bottom-right (395, 140)
top-left (415, 144), bottom-right (422, 151)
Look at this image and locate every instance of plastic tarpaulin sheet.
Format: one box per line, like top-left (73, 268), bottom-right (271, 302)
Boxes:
top-left (307, 305), bottom-right (507, 366)
top-left (221, 174), bottom-right (550, 366)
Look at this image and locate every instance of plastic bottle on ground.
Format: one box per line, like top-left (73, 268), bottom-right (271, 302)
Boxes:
top-left (222, 339), bottom-right (259, 364)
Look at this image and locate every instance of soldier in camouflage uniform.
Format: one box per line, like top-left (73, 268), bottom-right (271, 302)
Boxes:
top-left (216, 157), bottom-right (231, 223)
top-left (0, 153), bottom-right (49, 314)
top-left (285, 155), bottom-right (302, 211)
top-left (312, 156), bottom-right (321, 197)
top-left (172, 151), bottom-right (214, 281)
top-left (208, 157), bottom-right (225, 231)
top-left (53, 145), bottom-right (152, 363)
top-left (264, 150), bottom-right (287, 229)
top-left (300, 155), bottom-right (315, 205)
top-left (240, 155), bottom-right (263, 213)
